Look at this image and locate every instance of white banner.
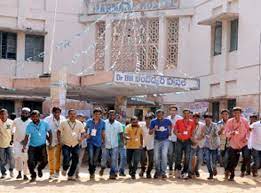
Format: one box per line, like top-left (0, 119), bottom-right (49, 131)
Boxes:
top-left (114, 72), bottom-right (200, 90)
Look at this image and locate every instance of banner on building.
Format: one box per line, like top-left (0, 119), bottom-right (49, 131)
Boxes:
top-left (88, 0), bottom-right (179, 14)
top-left (114, 72), bottom-right (200, 90)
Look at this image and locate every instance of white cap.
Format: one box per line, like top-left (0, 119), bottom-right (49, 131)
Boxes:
top-left (22, 107), bottom-right (31, 112)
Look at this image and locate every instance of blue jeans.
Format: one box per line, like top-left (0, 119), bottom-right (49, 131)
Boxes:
top-left (62, 145), bottom-right (80, 177)
top-left (118, 146), bottom-right (127, 174)
top-left (252, 149), bottom-right (261, 170)
top-left (167, 141), bottom-right (176, 171)
top-left (101, 147), bottom-right (118, 176)
top-left (88, 144), bottom-right (101, 175)
top-left (154, 139), bottom-right (169, 176)
top-left (204, 148), bottom-right (217, 175)
top-left (0, 147), bottom-right (15, 175)
top-left (189, 147), bottom-right (204, 174)
top-left (175, 139), bottom-right (191, 173)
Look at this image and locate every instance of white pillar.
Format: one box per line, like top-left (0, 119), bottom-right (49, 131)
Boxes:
top-left (15, 32), bottom-right (25, 76)
top-left (158, 15), bottom-right (167, 73)
top-left (104, 17), bottom-right (112, 71)
top-left (50, 67), bottom-right (67, 115)
top-left (221, 19), bottom-right (229, 96)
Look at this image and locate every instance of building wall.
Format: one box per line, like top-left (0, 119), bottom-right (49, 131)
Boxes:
top-left (0, 0), bottom-right (89, 78)
top-left (164, 0), bottom-right (261, 113)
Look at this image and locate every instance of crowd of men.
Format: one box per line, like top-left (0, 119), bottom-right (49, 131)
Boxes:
top-left (0, 105), bottom-right (260, 183)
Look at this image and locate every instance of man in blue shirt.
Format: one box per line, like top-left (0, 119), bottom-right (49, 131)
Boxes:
top-left (86, 108), bottom-right (105, 180)
top-left (149, 109), bottom-right (172, 179)
top-left (22, 110), bottom-right (52, 182)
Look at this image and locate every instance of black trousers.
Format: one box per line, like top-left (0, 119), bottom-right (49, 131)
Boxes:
top-left (127, 149), bottom-right (141, 176)
top-left (140, 148), bottom-right (154, 175)
top-left (28, 144), bottom-right (48, 178)
top-left (225, 146), bottom-right (251, 177)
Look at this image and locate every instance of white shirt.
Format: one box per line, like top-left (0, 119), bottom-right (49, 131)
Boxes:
top-left (12, 118), bottom-right (31, 142)
top-left (140, 121), bottom-right (154, 150)
top-left (192, 121), bottom-right (205, 148)
top-left (250, 121), bottom-right (261, 150)
top-left (104, 119), bottom-right (123, 149)
top-left (44, 115), bottom-right (66, 146)
top-left (167, 114), bottom-right (183, 142)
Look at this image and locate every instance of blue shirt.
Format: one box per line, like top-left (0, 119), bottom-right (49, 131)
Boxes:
top-left (150, 118), bottom-right (172, 141)
top-left (86, 119), bottom-right (105, 147)
top-left (26, 120), bottom-right (50, 147)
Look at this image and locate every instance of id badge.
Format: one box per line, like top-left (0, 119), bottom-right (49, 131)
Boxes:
top-left (72, 132), bottom-right (76, 137)
top-left (135, 137), bottom-right (139, 142)
top-left (91, 129), bottom-right (97, 136)
top-left (183, 131), bottom-right (188, 135)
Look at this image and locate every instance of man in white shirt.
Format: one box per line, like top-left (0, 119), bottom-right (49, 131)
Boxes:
top-left (12, 107), bottom-right (31, 180)
top-left (139, 112), bottom-right (155, 179)
top-left (99, 110), bottom-right (123, 180)
top-left (250, 119), bottom-right (261, 177)
top-left (44, 107), bottom-right (65, 179)
top-left (0, 109), bottom-right (14, 179)
top-left (167, 106), bottom-right (182, 176)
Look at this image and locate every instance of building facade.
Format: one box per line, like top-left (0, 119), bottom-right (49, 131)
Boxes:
top-left (0, 0), bottom-right (259, 120)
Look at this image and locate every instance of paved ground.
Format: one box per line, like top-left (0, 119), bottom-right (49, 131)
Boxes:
top-left (0, 167), bottom-right (260, 193)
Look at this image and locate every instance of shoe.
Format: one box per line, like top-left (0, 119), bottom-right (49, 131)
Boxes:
top-left (49, 174), bottom-right (55, 179)
top-left (119, 172), bottom-right (126, 177)
top-left (146, 173), bottom-right (152, 179)
top-left (29, 177), bottom-right (36, 182)
top-left (213, 169), bottom-right (217, 176)
top-left (54, 172), bottom-right (60, 178)
top-left (246, 171), bottom-right (251, 176)
top-left (109, 175), bottom-right (116, 180)
top-left (23, 175), bottom-right (29, 180)
top-left (75, 173), bottom-right (79, 179)
top-left (10, 171), bottom-right (14, 178)
top-left (207, 174), bottom-right (213, 180)
top-left (37, 169), bottom-right (43, 178)
top-left (131, 175), bottom-right (136, 180)
top-left (62, 170), bottom-right (67, 176)
top-left (224, 171), bottom-right (230, 180)
top-left (181, 173), bottom-right (188, 179)
top-left (154, 173), bottom-right (159, 179)
top-left (139, 171), bottom-right (144, 177)
top-left (253, 172), bottom-right (258, 177)
top-left (99, 168), bottom-right (104, 176)
top-left (228, 177), bottom-right (234, 181)
top-left (195, 171), bottom-right (200, 177)
top-left (240, 172), bottom-right (245, 178)
top-left (16, 172), bottom-right (22, 179)
top-left (187, 174), bottom-right (193, 179)
top-left (169, 170), bottom-right (173, 176)
top-left (162, 174), bottom-right (167, 179)
top-left (68, 176), bottom-right (76, 181)
top-left (0, 174), bottom-right (6, 179)
top-left (90, 174), bottom-right (95, 180)
top-left (175, 170), bottom-right (181, 179)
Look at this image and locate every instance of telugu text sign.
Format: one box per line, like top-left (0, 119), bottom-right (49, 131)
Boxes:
top-left (89, 0), bottom-right (179, 14)
top-left (114, 72), bottom-right (200, 90)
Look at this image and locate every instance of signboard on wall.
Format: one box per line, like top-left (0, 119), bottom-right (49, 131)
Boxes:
top-left (87, 0), bottom-right (179, 14)
top-left (114, 72), bottom-right (200, 90)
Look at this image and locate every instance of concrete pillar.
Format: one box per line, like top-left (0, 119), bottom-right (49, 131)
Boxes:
top-left (17, 0), bottom-right (27, 29)
top-left (104, 17), bottom-right (112, 71)
top-left (220, 20), bottom-right (229, 96)
top-left (50, 67), bottom-right (67, 115)
top-left (15, 32), bottom-right (25, 76)
top-left (115, 96), bottom-right (127, 122)
top-left (14, 100), bottom-right (23, 116)
top-left (158, 15), bottom-right (167, 73)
